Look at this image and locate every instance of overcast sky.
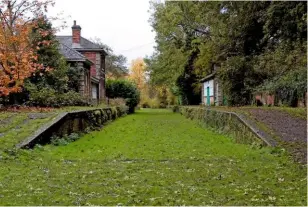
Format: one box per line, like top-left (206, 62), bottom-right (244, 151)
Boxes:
top-left (48, 0), bottom-right (156, 66)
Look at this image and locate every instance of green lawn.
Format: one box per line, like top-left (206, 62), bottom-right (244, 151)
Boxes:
top-left (0, 109), bottom-right (306, 205)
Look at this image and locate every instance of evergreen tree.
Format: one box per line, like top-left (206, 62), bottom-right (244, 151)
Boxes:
top-left (27, 17), bottom-right (69, 93)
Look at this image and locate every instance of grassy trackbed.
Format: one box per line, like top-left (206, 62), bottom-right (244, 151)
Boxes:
top-left (0, 109), bottom-right (306, 205)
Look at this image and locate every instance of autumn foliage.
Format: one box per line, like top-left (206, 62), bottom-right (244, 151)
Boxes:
top-left (0, 0), bottom-right (55, 96)
top-left (128, 58), bottom-right (176, 108)
top-left (128, 58), bottom-right (147, 90)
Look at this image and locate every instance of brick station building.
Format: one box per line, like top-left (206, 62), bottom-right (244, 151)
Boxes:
top-left (57, 20), bottom-right (107, 104)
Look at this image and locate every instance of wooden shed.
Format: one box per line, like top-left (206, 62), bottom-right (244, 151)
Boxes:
top-left (200, 73), bottom-right (223, 106)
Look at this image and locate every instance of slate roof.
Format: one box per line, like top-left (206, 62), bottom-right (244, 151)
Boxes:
top-left (58, 43), bottom-right (87, 62)
top-left (56, 36), bottom-right (104, 51)
top-left (200, 73), bottom-right (216, 82)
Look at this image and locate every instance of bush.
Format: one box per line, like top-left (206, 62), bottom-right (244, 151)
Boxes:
top-left (116, 105), bottom-right (129, 116)
top-left (171, 105), bottom-right (179, 112)
top-left (141, 102), bottom-right (150, 108)
top-left (56, 91), bottom-right (89, 107)
top-left (51, 133), bottom-right (81, 146)
top-left (26, 84), bottom-right (89, 107)
top-left (107, 98), bottom-right (126, 107)
top-left (159, 102), bottom-right (167, 108)
top-left (142, 97), bottom-right (160, 108)
top-left (26, 86), bottom-right (57, 107)
top-left (106, 79), bottom-right (140, 113)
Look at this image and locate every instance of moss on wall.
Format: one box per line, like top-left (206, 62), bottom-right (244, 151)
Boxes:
top-left (177, 106), bottom-right (269, 146)
top-left (17, 106), bottom-right (129, 149)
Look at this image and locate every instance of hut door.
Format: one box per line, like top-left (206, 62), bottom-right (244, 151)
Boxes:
top-left (207, 87), bottom-right (210, 105)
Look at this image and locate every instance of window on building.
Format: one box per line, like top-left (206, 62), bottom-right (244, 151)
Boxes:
top-left (92, 84), bottom-right (97, 99)
top-left (96, 54), bottom-right (101, 78)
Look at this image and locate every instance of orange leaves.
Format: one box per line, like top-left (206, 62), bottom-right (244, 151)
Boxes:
top-left (128, 58), bottom-right (150, 105)
top-left (129, 58), bottom-right (147, 91)
top-left (0, 87), bottom-right (10, 96)
top-left (0, 0), bottom-right (55, 96)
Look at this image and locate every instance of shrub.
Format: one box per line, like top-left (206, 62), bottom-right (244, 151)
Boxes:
top-left (51, 133), bottom-right (81, 146)
top-left (27, 86), bottom-right (58, 107)
top-left (56, 91), bottom-right (89, 107)
top-left (110, 107), bottom-right (118, 119)
top-left (141, 102), bottom-right (150, 108)
top-left (171, 105), bottom-right (179, 112)
top-left (140, 96), bottom-right (156, 108)
top-left (116, 105), bottom-right (129, 116)
top-left (50, 136), bottom-right (69, 146)
top-left (145, 97), bottom-right (160, 108)
top-left (26, 84), bottom-right (89, 107)
top-left (159, 102), bottom-right (167, 108)
top-left (107, 98), bottom-right (126, 107)
top-left (67, 133), bottom-right (80, 142)
top-left (106, 79), bottom-right (140, 113)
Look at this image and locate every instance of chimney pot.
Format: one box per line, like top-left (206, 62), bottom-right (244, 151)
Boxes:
top-left (72, 20), bottom-right (81, 46)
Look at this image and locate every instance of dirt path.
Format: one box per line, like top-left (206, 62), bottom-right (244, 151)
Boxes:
top-left (248, 109), bottom-right (307, 163)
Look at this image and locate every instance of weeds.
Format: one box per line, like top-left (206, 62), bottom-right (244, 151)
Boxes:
top-left (50, 133), bottom-right (82, 146)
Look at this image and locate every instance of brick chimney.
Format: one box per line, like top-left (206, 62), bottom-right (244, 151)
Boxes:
top-left (72, 20), bottom-right (81, 47)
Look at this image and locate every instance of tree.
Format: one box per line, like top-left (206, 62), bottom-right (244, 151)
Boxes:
top-left (0, 0), bottom-right (55, 96)
top-left (148, 1), bottom-right (307, 106)
top-left (263, 1), bottom-right (307, 46)
top-left (148, 1), bottom-right (204, 105)
top-left (90, 37), bottom-right (128, 79)
top-left (106, 79), bottom-right (140, 113)
top-left (26, 17), bottom-right (69, 93)
top-left (129, 58), bottom-right (147, 90)
top-left (106, 54), bottom-right (128, 79)
top-left (129, 58), bottom-right (159, 107)
top-left (215, 1), bottom-right (307, 105)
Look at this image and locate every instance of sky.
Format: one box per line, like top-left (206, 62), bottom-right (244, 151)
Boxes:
top-left (48, 0), bottom-right (156, 67)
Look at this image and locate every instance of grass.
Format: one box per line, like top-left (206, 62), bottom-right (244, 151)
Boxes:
top-left (0, 104), bottom-right (112, 151)
top-left (0, 112), bottom-right (58, 151)
top-left (211, 106), bottom-right (307, 120)
top-left (57, 105), bottom-right (107, 112)
top-left (0, 109), bottom-right (306, 205)
top-left (198, 106), bottom-right (307, 162)
top-left (0, 113), bottom-right (28, 133)
top-left (56, 102), bottom-right (114, 112)
top-left (272, 107), bottom-right (307, 120)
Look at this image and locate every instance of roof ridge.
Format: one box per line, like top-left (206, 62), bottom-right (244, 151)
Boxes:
top-left (60, 43), bottom-right (86, 59)
top-left (56, 35), bottom-right (106, 53)
top-left (80, 36), bottom-right (102, 48)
